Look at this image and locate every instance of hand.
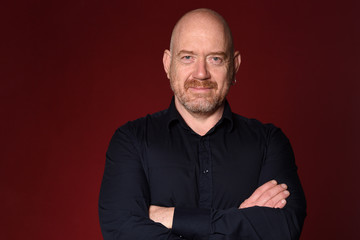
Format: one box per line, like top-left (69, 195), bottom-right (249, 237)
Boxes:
top-left (239, 180), bottom-right (290, 209)
top-left (149, 205), bottom-right (175, 229)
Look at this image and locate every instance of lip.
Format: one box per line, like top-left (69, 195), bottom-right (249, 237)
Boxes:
top-left (188, 87), bottom-right (212, 92)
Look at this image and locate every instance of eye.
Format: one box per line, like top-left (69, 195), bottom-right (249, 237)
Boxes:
top-left (209, 56), bottom-right (223, 65)
top-left (180, 55), bottom-right (194, 63)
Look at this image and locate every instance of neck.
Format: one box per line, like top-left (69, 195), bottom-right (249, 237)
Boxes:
top-left (175, 98), bottom-right (224, 136)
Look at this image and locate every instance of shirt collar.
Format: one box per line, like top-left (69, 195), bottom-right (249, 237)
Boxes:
top-left (167, 97), bottom-right (234, 133)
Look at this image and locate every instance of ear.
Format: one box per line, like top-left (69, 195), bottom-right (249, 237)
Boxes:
top-left (163, 50), bottom-right (171, 79)
top-left (233, 51), bottom-right (241, 74)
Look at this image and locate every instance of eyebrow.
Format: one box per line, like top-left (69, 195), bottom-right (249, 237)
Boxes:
top-left (176, 50), bottom-right (195, 56)
top-left (176, 50), bottom-right (228, 58)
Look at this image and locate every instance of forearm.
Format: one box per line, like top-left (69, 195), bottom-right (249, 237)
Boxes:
top-left (169, 204), bottom-right (305, 240)
top-left (99, 127), bottom-right (185, 240)
top-left (99, 207), bottom-right (183, 240)
top-left (170, 173), bottom-right (306, 239)
top-left (151, 179), bottom-right (303, 239)
top-left (149, 205), bottom-right (175, 229)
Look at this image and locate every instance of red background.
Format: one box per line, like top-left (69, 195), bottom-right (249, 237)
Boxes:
top-left (1, 0), bottom-right (359, 239)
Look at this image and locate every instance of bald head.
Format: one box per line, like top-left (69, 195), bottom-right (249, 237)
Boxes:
top-left (163, 9), bottom-right (241, 115)
top-left (170, 9), bottom-right (234, 56)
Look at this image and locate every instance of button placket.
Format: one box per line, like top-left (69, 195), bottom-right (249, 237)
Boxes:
top-left (198, 136), bottom-right (212, 208)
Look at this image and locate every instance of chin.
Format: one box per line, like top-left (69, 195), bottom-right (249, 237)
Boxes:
top-left (184, 98), bottom-right (220, 114)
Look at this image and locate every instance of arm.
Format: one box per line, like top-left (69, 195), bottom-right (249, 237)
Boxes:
top-left (150, 180), bottom-right (290, 228)
top-left (151, 127), bottom-right (306, 240)
top-left (98, 126), bottom-right (185, 240)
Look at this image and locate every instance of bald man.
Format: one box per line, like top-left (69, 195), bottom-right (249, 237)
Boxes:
top-left (99, 9), bottom-right (306, 240)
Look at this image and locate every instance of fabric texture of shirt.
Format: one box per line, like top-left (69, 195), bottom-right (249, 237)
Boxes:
top-left (99, 99), bottom-right (306, 240)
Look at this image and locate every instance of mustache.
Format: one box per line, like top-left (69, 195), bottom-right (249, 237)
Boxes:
top-left (184, 79), bottom-right (218, 90)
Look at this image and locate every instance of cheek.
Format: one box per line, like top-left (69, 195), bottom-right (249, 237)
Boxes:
top-left (171, 65), bottom-right (192, 83)
top-left (212, 69), bottom-right (230, 87)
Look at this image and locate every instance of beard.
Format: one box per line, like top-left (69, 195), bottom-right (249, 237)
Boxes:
top-left (170, 78), bottom-right (230, 114)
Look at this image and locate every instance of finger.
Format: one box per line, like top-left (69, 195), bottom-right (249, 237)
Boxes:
top-left (263, 189), bottom-right (290, 208)
top-left (239, 198), bottom-right (250, 209)
top-left (256, 184), bottom-right (288, 206)
top-left (246, 180), bottom-right (278, 202)
top-left (274, 199), bottom-right (287, 209)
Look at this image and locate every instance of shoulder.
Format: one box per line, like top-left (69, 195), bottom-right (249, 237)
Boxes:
top-left (115, 108), bottom-right (169, 139)
top-left (231, 113), bottom-right (278, 134)
top-left (230, 112), bottom-right (291, 146)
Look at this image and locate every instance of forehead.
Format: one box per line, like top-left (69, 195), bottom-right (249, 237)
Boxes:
top-left (172, 14), bottom-right (230, 53)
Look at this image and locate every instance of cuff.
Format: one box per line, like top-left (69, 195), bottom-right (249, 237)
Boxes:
top-left (172, 207), bottom-right (211, 239)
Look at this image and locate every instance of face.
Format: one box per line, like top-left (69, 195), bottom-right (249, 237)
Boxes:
top-left (164, 13), bottom-right (240, 114)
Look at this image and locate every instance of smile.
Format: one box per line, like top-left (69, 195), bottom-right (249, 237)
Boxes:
top-left (188, 87), bottom-right (213, 92)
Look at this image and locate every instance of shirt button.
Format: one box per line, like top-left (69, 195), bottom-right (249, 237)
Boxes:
top-left (203, 169), bottom-right (209, 174)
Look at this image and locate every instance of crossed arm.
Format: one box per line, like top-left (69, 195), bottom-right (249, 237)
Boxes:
top-left (99, 126), bottom-right (306, 240)
top-left (150, 180), bottom-right (290, 229)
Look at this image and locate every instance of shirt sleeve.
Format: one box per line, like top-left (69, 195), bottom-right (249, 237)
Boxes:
top-left (98, 126), bottom-right (185, 240)
top-left (172, 126), bottom-right (306, 240)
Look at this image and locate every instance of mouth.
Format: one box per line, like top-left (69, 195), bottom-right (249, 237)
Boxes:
top-left (184, 79), bottom-right (218, 91)
top-left (188, 87), bottom-right (213, 92)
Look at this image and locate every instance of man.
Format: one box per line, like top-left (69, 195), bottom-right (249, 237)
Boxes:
top-left (99, 8), bottom-right (306, 240)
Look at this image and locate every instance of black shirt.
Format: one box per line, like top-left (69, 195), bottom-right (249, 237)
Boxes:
top-left (99, 99), bottom-right (306, 240)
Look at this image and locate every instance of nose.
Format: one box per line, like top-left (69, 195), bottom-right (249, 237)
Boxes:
top-left (193, 58), bottom-right (210, 80)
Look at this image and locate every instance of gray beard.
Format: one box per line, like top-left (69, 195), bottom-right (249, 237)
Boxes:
top-left (170, 78), bottom-right (230, 115)
top-left (180, 96), bottom-right (222, 114)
